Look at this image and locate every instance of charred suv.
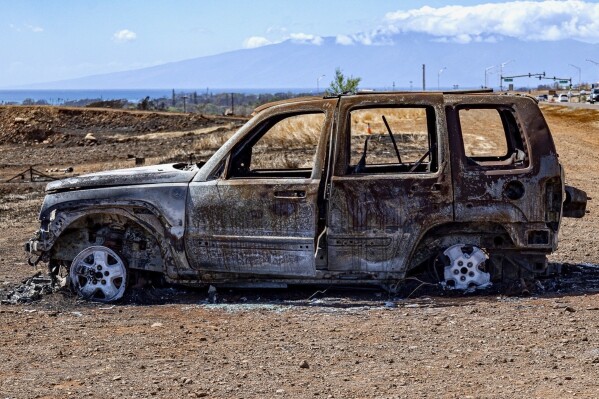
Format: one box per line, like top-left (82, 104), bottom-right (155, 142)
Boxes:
top-left (26, 92), bottom-right (587, 301)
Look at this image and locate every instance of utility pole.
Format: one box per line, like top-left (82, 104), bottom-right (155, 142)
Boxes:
top-left (422, 64), bottom-right (426, 91)
top-left (182, 95), bottom-right (188, 113)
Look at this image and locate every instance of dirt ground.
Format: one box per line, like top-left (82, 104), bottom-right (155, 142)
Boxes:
top-left (1, 103), bottom-right (599, 398)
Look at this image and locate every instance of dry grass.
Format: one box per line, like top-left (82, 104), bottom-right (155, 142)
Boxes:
top-left (350, 108), bottom-right (429, 164)
top-left (113, 125), bottom-right (234, 142)
top-left (258, 114), bottom-right (323, 149)
top-left (251, 114), bottom-right (324, 170)
top-left (139, 108), bottom-right (517, 170)
top-left (459, 108), bottom-right (507, 156)
top-left (152, 128), bottom-right (237, 165)
top-left (150, 114), bottom-right (325, 169)
top-left (351, 108), bottom-right (428, 136)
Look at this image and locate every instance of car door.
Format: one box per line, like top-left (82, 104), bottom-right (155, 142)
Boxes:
top-left (185, 100), bottom-right (335, 277)
top-left (326, 94), bottom-right (454, 275)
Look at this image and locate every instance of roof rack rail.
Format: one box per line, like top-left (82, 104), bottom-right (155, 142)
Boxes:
top-left (442, 88), bottom-right (494, 94)
top-left (355, 89), bottom-right (494, 95)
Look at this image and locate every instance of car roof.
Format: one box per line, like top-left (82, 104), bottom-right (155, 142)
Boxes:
top-left (251, 89), bottom-right (537, 114)
top-left (252, 96), bottom-right (323, 114)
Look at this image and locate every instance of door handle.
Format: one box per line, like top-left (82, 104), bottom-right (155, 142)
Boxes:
top-left (274, 190), bottom-right (306, 199)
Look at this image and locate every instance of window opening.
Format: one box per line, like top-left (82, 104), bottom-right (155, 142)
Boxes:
top-left (229, 112), bottom-right (325, 178)
top-left (348, 106), bottom-right (437, 174)
top-left (458, 107), bottom-right (528, 168)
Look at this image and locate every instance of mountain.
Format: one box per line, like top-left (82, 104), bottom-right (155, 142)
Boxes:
top-left (13, 34), bottom-right (599, 90)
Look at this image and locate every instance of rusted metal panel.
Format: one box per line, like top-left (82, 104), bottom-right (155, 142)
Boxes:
top-left (444, 95), bottom-right (564, 252)
top-left (563, 185), bottom-right (587, 218)
top-left (185, 99), bottom-right (336, 277)
top-left (326, 94), bottom-right (453, 274)
top-left (46, 163), bottom-right (197, 192)
top-left (186, 179), bottom-right (319, 276)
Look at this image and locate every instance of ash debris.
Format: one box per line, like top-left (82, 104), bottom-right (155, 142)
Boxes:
top-left (1, 271), bottom-right (64, 304)
top-left (539, 262), bottom-right (599, 294)
top-left (3, 263), bottom-right (599, 306)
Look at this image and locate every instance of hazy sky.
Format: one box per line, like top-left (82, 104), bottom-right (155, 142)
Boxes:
top-left (1, 0), bottom-right (598, 87)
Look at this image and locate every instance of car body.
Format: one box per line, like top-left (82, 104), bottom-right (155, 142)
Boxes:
top-left (25, 92), bottom-right (587, 301)
top-left (588, 88), bottom-right (599, 104)
top-left (536, 94), bottom-right (548, 102)
top-left (558, 94), bottom-right (569, 102)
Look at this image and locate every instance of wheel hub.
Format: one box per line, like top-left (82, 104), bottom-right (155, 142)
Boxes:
top-left (442, 244), bottom-right (491, 290)
top-left (70, 246), bottom-right (127, 302)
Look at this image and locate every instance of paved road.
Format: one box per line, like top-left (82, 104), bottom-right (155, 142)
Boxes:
top-left (542, 100), bottom-right (599, 109)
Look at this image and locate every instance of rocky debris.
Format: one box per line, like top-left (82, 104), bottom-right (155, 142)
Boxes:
top-left (0, 106), bottom-right (216, 145)
top-left (299, 360), bottom-right (310, 369)
top-left (1, 271), bottom-right (62, 304)
top-left (45, 167), bottom-right (74, 174)
top-left (84, 133), bottom-right (97, 142)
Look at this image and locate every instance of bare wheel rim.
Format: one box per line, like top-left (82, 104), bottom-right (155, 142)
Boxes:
top-left (442, 244), bottom-right (491, 290)
top-left (70, 246), bottom-right (127, 302)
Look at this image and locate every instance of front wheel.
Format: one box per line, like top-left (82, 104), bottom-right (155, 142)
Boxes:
top-left (70, 246), bottom-right (128, 302)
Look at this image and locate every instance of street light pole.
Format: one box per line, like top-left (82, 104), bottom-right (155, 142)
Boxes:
top-left (316, 74), bottom-right (326, 94)
top-left (499, 59), bottom-right (514, 91)
top-left (569, 64), bottom-right (581, 88)
top-left (586, 59), bottom-right (599, 82)
top-left (438, 67), bottom-right (446, 91)
top-left (485, 66), bottom-right (495, 88)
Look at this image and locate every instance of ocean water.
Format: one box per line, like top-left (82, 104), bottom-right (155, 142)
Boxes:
top-left (0, 88), bottom-right (315, 104)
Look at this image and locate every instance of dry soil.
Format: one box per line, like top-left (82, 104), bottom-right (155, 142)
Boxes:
top-left (1, 103), bottom-right (599, 399)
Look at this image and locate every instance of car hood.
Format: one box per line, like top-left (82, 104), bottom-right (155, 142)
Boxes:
top-left (45, 163), bottom-right (200, 192)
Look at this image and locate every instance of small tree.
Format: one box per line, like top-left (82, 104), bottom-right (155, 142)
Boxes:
top-left (327, 67), bottom-right (361, 95)
top-left (138, 96), bottom-right (150, 110)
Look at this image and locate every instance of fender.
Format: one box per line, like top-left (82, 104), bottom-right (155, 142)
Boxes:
top-left (29, 199), bottom-right (193, 279)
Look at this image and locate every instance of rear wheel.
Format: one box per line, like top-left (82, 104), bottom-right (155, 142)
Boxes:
top-left (439, 244), bottom-right (491, 290)
top-left (70, 246), bottom-right (127, 302)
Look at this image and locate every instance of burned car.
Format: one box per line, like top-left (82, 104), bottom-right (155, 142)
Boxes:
top-left (25, 91), bottom-right (587, 301)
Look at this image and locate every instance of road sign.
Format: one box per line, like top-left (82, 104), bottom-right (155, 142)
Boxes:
top-left (559, 80), bottom-right (569, 84)
top-left (503, 78), bottom-right (513, 82)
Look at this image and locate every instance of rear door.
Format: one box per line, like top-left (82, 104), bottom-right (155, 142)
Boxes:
top-left (326, 94), bottom-right (454, 275)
